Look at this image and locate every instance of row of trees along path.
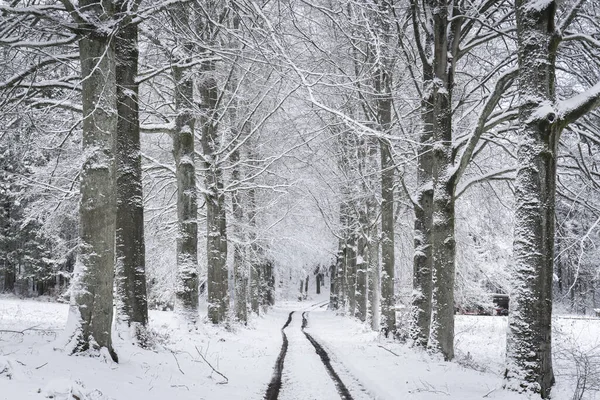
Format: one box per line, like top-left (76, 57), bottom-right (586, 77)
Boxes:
top-left (1, 1), bottom-right (600, 398)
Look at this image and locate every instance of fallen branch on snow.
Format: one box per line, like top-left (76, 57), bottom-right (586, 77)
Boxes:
top-left (0, 325), bottom-right (41, 335)
top-left (377, 345), bottom-right (399, 357)
top-left (169, 350), bottom-right (185, 375)
top-left (195, 345), bottom-right (228, 384)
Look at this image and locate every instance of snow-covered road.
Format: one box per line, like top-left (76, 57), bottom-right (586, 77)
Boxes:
top-left (276, 311), bottom-right (342, 400)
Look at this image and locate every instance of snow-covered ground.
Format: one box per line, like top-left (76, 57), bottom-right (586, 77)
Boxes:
top-left (0, 295), bottom-right (598, 399)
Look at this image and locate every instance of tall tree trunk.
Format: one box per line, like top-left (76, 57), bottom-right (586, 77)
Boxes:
top-left (355, 231), bottom-right (368, 322)
top-left (67, 0), bottom-right (117, 361)
top-left (231, 145), bottom-right (247, 323)
top-left (172, 63), bottom-right (198, 321)
top-left (380, 136), bottom-right (396, 336)
top-left (250, 260), bottom-right (260, 313)
top-left (248, 201), bottom-right (260, 314)
top-left (335, 201), bottom-right (349, 313)
top-left (330, 240), bottom-right (344, 311)
top-left (200, 61), bottom-right (228, 324)
top-left (346, 233), bottom-right (357, 316)
top-left (263, 261), bottom-right (275, 306)
top-left (316, 272), bottom-right (321, 294)
top-left (374, 1), bottom-right (396, 336)
top-left (411, 1), bottom-right (434, 346)
top-left (355, 139), bottom-right (368, 322)
top-left (364, 135), bottom-right (381, 331)
top-left (426, 0), bottom-right (460, 362)
top-left (329, 262), bottom-right (337, 308)
top-left (246, 151), bottom-right (261, 314)
top-left (169, 3), bottom-right (199, 322)
top-left (1, 202), bottom-right (15, 293)
top-left (506, 1), bottom-right (558, 396)
top-left (368, 221), bottom-right (380, 331)
top-left (114, 0), bottom-right (148, 343)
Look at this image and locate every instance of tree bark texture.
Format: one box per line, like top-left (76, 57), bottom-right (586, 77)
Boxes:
top-left (426, 0), bottom-right (460, 361)
top-left (329, 263), bottom-right (337, 309)
top-left (380, 136), bottom-right (396, 335)
top-left (354, 139), bottom-right (369, 323)
top-left (368, 232), bottom-right (380, 330)
top-left (172, 61), bottom-right (199, 320)
top-left (68, 0), bottom-right (117, 361)
top-left (115, 0), bottom-right (148, 342)
top-left (316, 273), bottom-right (321, 294)
top-left (231, 145), bottom-right (247, 323)
top-left (366, 0), bottom-right (396, 337)
top-left (346, 234), bottom-right (357, 316)
top-left (200, 62), bottom-right (229, 324)
top-left (365, 135), bottom-right (380, 331)
top-left (247, 185), bottom-right (261, 315)
top-left (169, 2), bottom-right (199, 322)
top-left (506, 1), bottom-right (558, 397)
top-left (355, 235), bottom-right (367, 322)
top-left (261, 261), bottom-right (275, 307)
top-left (411, 0), bottom-right (434, 347)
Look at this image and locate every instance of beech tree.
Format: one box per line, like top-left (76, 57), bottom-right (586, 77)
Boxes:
top-left (409, 0), bottom-right (517, 359)
top-left (65, 0), bottom-right (118, 361)
top-left (170, 4), bottom-right (201, 322)
top-left (506, 0), bottom-right (600, 397)
top-left (114, 0), bottom-right (149, 343)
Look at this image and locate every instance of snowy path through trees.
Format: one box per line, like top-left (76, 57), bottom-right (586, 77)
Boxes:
top-left (301, 312), bottom-right (354, 400)
top-left (274, 309), bottom-right (343, 400)
top-left (262, 299), bottom-right (374, 400)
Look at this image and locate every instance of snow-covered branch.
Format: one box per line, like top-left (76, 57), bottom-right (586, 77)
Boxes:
top-left (559, 82), bottom-right (600, 128)
top-left (452, 68), bottom-right (517, 186)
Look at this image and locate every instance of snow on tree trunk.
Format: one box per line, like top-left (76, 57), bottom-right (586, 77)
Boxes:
top-left (429, 76), bottom-right (456, 360)
top-left (172, 60), bottom-right (199, 322)
top-left (425, 0), bottom-right (460, 361)
top-left (380, 136), bottom-right (396, 335)
top-left (355, 224), bottom-right (368, 322)
top-left (411, 7), bottom-right (434, 347)
top-left (346, 234), bottom-right (357, 316)
top-left (316, 272), bottom-right (321, 294)
top-left (368, 224), bottom-right (380, 331)
top-left (366, 0), bottom-right (395, 337)
top-left (505, 1), bottom-right (558, 397)
top-left (355, 139), bottom-right (369, 323)
top-left (329, 262), bottom-right (337, 307)
top-left (330, 239), bottom-right (344, 311)
top-left (247, 214), bottom-right (260, 314)
top-left (200, 61), bottom-right (229, 324)
top-left (334, 196), bottom-right (350, 314)
top-left (367, 138), bottom-right (381, 331)
top-left (66, 0), bottom-right (117, 362)
top-left (249, 259), bottom-right (260, 314)
top-left (412, 166), bottom-right (433, 347)
top-left (231, 145), bottom-right (247, 323)
top-left (378, 83), bottom-right (396, 336)
top-left (262, 261), bottom-right (275, 307)
top-left (246, 154), bottom-right (262, 315)
top-left (114, 0), bottom-right (149, 344)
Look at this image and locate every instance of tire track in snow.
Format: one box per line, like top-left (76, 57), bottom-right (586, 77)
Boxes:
top-left (301, 312), bottom-right (354, 400)
top-left (264, 311), bottom-right (294, 400)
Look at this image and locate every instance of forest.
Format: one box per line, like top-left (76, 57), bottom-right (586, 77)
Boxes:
top-left (1, 0), bottom-right (600, 399)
